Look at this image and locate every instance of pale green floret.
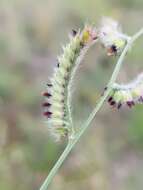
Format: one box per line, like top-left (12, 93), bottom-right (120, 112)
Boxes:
top-left (62, 60), bottom-right (71, 69)
top-left (65, 43), bottom-right (74, 55)
top-left (58, 56), bottom-right (67, 66)
top-left (51, 102), bottom-right (63, 109)
top-left (48, 119), bottom-right (65, 126)
top-left (51, 96), bottom-right (63, 103)
top-left (61, 37), bottom-right (80, 62)
top-left (108, 89), bottom-right (115, 97)
top-left (54, 71), bottom-right (66, 83)
top-left (56, 127), bottom-right (69, 138)
top-left (52, 111), bottom-right (63, 118)
top-left (121, 90), bottom-right (133, 103)
top-left (48, 124), bottom-right (69, 141)
top-left (50, 105), bottom-right (63, 114)
top-left (114, 38), bottom-right (126, 48)
top-left (114, 38), bottom-right (126, 53)
top-left (51, 91), bottom-right (63, 100)
top-left (113, 90), bottom-right (123, 103)
top-left (50, 78), bottom-right (63, 88)
top-left (113, 89), bottom-right (133, 104)
top-left (52, 84), bottom-right (63, 93)
top-left (131, 87), bottom-right (141, 98)
top-left (48, 121), bottom-right (69, 138)
top-left (48, 119), bottom-right (63, 126)
top-left (59, 67), bottom-right (67, 77)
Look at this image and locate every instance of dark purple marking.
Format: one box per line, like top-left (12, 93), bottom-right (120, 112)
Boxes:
top-left (108, 97), bottom-right (113, 103)
top-left (131, 101), bottom-right (135, 106)
top-left (72, 29), bottom-right (77, 36)
top-left (139, 96), bottom-right (143, 102)
top-left (110, 101), bottom-right (116, 106)
top-left (42, 102), bottom-right (51, 107)
top-left (43, 111), bottom-right (52, 118)
top-left (111, 44), bottom-right (117, 53)
top-left (117, 103), bottom-right (122, 109)
top-left (43, 92), bottom-right (52, 98)
top-left (93, 36), bottom-right (98, 40)
top-left (57, 62), bottom-right (60, 67)
top-left (47, 83), bottom-right (52, 87)
top-left (126, 101), bottom-right (132, 108)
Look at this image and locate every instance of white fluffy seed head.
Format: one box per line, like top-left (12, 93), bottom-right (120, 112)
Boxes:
top-left (98, 17), bottom-right (130, 56)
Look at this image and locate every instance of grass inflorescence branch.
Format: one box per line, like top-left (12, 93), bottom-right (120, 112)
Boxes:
top-left (40, 17), bottom-right (143, 190)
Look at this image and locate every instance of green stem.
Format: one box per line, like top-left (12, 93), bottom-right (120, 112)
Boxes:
top-left (39, 142), bottom-right (73, 190)
top-left (39, 27), bottom-right (143, 190)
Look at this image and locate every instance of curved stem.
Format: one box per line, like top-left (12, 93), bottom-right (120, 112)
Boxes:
top-left (39, 27), bottom-right (143, 190)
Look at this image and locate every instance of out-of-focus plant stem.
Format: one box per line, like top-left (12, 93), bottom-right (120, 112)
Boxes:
top-left (39, 27), bottom-right (143, 190)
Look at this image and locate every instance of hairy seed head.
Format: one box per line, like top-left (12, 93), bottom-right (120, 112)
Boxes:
top-left (107, 72), bottom-right (143, 109)
top-left (43, 25), bottom-right (97, 141)
top-left (98, 17), bottom-right (131, 56)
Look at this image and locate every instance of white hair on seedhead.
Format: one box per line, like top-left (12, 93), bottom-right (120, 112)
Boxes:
top-left (43, 25), bottom-right (98, 141)
top-left (98, 16), bottom-right (130, 49)
top-left (113, 72), bottom-right (143, 90)
top-left (98, 17), bottom-right (121, 38)
top-left (100, 17), bottom-right (120, 32)
top-left (98, 17), bottom-right (119, 49)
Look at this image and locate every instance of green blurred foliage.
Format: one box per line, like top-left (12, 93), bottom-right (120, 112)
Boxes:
top-left (0, 0), bottom-right (143, 190)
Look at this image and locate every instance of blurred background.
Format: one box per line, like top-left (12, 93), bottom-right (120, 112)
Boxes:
top-left (0, 0), bottom-right (143, 189)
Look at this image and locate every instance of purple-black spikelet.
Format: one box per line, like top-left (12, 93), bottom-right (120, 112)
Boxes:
top-left (43, 26), bottom-right (97, 141)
